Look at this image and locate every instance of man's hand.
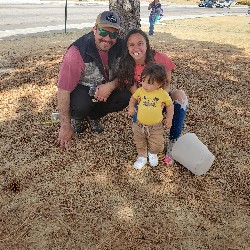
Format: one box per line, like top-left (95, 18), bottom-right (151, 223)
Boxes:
top-left (57, 88), bottom-right (73, 149)
top-left (94, 82), bottom-right (113, 102)
top-left (58, 125), bottom-right (74, 150)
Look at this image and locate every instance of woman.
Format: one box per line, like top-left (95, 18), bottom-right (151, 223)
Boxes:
top-left (148, 0), bottom-right (163, 35)
top-left (118, 29), bottom-right (188, 164)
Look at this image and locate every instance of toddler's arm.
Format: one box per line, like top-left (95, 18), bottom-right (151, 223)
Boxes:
top-left (164, 102), bottom-right (174, 129)
top-left (128, 96), bottom-right (137, 116)
top-left (130, 83), bottom-right (138, 94)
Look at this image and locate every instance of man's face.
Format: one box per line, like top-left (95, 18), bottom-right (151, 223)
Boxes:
top-left (93, 26), bottom-right (118, 51)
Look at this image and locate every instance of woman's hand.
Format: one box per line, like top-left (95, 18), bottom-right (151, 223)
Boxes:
top-left (94, 83), bottom-right (113, 102)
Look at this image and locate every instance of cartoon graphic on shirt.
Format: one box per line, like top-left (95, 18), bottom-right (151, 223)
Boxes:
top-left (142, 96), bottom-right (160, 108)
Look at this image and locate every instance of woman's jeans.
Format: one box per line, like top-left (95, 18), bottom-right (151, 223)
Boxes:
top-left (169, 100), bottom-right (187, 141)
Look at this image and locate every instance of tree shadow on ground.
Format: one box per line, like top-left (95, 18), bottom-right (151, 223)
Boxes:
top-left (0, 31), bottom-right (249, 249)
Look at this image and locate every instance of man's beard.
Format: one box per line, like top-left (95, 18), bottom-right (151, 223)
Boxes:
top-left (98, 39), bottom-right (114, 51)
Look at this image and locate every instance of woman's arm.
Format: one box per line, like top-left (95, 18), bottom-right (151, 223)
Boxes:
top-left (164, 69), bottom-right (172, 93)
top-left (95, 78), bottom-right (118, 102)
top-left (154, 52), bottom-right (176, 93)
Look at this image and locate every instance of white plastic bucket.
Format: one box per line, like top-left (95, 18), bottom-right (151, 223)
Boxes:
top-left (172, 133), bottom-right (215, 175)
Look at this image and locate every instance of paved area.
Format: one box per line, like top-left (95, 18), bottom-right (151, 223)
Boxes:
top-left (0, 0), bottom-right (248, 39)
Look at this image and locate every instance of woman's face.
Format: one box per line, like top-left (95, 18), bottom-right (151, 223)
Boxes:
top-left (127, 33), bottom-right (147, 64)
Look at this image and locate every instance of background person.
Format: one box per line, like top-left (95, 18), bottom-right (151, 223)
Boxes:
top-left (128, 63), bottom-right (174, 169)
top-left (57, 11), bottom-right (131, 149)
top-left (148, 0), bottom-right (163, 35)
top-left (118, 29), bottom-right (188, 165)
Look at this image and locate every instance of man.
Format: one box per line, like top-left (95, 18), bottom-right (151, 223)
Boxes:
top-left (57, 11), bottom-right (131, 149)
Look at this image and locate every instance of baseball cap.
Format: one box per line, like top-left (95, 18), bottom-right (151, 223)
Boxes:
top-left (95, 11), bottom-right (121, 30)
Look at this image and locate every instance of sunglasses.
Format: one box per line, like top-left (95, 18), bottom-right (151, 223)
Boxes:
top-left (97, 27), bottom-right (119, 39)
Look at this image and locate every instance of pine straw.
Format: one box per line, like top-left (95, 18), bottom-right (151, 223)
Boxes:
top-left (0, 17), bottom-right (249, 249)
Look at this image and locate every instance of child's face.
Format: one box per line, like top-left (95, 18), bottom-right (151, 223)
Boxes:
top-left (141, 76), bottom-right (161, 92)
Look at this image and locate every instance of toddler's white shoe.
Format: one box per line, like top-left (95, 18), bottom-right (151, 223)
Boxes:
top-left (133, 157), bottom-right (147, 170)
top-left (148, 152), bottom-right (158, 167)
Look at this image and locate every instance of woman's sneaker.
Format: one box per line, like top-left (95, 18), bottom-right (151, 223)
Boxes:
top-left (133, 157), bottom-right (147, 170)
top-left (148, 152), bottom-right (158, 167)
top-left (164, 141), bottom-right (175, 165)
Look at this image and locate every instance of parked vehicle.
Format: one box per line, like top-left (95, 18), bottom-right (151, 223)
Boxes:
top-left (215, 0), bottom-right (233, 8)
top-left (198, 0), bottom-right (215, 7)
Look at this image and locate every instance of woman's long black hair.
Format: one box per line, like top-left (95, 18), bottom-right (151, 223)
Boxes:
top-left (118, 29), bottom-right (155, 90)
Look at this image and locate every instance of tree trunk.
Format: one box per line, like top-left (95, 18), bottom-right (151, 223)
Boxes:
top-left (109, 0), bottom-right (141, 38)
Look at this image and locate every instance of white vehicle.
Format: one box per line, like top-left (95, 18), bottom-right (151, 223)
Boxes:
top-left (215, 0), bottom-right (232, 8)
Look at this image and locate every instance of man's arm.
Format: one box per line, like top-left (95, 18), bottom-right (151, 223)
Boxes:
top-left (57, 88), bottom-right (74, 149)
top-left (105, 78), bottom-right (119, 91)
top-left (56, 46), bottom-right (84, 149)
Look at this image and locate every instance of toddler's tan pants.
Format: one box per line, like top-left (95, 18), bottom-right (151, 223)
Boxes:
top-left (132, 121), bottom-right (164, 158)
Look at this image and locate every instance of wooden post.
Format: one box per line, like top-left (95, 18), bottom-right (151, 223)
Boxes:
top-left (65, 0), bottom-right (68, 33)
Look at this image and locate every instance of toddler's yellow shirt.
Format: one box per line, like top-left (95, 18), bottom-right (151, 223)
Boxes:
top-left (133, 87), bottom-right (172, 125)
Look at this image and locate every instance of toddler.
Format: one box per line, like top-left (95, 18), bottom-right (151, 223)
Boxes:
top-left (128, 63), bottom-right (174, 169)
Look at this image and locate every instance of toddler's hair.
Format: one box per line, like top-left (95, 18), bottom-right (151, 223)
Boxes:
top-left (141, 63), bottom-right (167, 87)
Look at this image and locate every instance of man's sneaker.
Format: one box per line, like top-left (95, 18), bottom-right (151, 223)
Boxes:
top-left (148, 152), bottom-right (158, 167)
top-left (133, 157), bottom-right (147, 170)
top-left (164, 141), bottom-right (175, 165)
top-left (86, 116), bottom-right (104, 133)
top-left (71, 118), bottom-right (87, 133)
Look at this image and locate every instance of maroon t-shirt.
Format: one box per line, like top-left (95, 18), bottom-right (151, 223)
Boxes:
top-left (57, 45), bottom-right (109, 92)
